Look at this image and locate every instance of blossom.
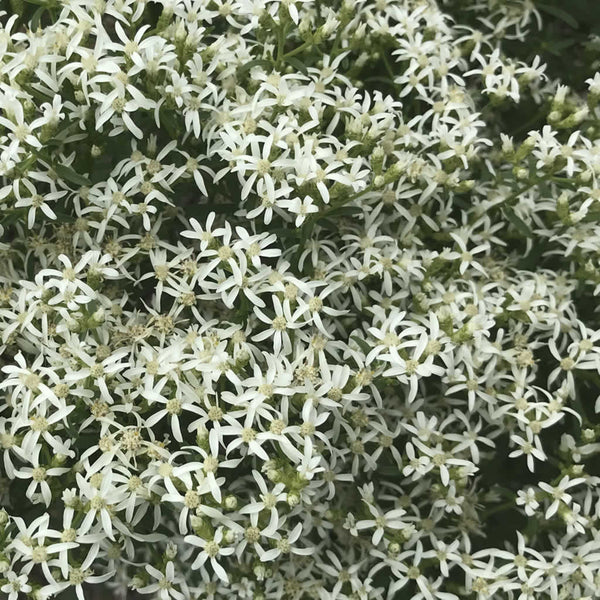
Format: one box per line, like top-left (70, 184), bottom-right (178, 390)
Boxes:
top-left (277, 195), bottom-right (319, 226)
top-left (258, 522), bottom-right (312, 562)
top-left (538, 475), bottom-right (586, 519)
top-left (1, 572), bottom-right (32, 600)
top-left (0, 1), bottom-right (599, 599)
top-left (185, 527), bottom-right (235, 581)
top-left (355, 504), bottom-right (407, 545)
top-left (252, 296), bottom-right (305, 355)
top-left (138, 562), bottom-right (186, 600)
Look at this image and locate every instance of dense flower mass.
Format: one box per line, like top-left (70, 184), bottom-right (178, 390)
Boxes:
top-left (1, 0), bottom-right (600, 598)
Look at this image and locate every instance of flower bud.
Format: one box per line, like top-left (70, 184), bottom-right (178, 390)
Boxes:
top-left (373, 174), bottom-right (385, 188)
top-left (582, 428), bottom-right (596, 442)
top-left (165, 542), bottom-right (178, 560)
top-left (552, 85), bottom-right (569, 111)
top-left (514, 136), bottom-right (536, 162)
top-left (371, 146), bottom-right (385, 175)
top-left (224, 529), bottom-right (235, 544)
top-left (90, 307), bottom-right (105, 325)
top-left (267, 468), bottom-right (281, 482)
top-left (518, 167), bottom-right (530, 180)
top-left (383, 162), bottom-right (402, 184)
top-left (287, 492), bottom-right (300, 507)
top-left (388, 542), bottom-right (401, 555)
top-left (224, 495), bottom-right (238, 510)
top-left (557, 107), bottom-right (589, 129)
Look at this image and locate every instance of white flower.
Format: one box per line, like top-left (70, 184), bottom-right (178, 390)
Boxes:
top-left (1, 572), bottom-right (32, 600)
top-left (139, 562), bottom-right (186, 600)
top-left (185, 527), bottom-right (235, 581)
top-left (538, 475), bottom-right (586, 519)
top-left (381, 333), bottom-right (445, 403)
top-left (508, 430), bottom-right (547, 472)
top-left (13, 445), bottom-right (69, 506)
top-left (516, 488), bottom-right (540, 516)
top-left (277, 195), bottom-right (319, 226)
top-left (258, 522), bottom-right (312, 562)
top-left (252, 296), bottom-right (305, 355)
top-left (90, 68), bottom-right (156, 139)
top-left (0, 1), bottom-right (599, 598)
top-left (76, 472), bottom-right (126, 541)
top-left (13, 178), bottom-right (66, 228)
top-left (355, 504), bottom-right (406, 545)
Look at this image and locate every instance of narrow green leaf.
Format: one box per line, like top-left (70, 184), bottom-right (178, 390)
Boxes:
top-left (16, 153), bottom-right (37, 174)
top-left (504, 206), bottom-right (531, 236)
top-left (10, 0), bottom-right (25, 15)
top-left (351, 334), bottom-right (371, 354)
top-left (286, 57), bottom-right (308, 76)
top-left (538, 3), bottom-right (578, 28)
top-left (160, 111), bottom-right (179, 140)
top-left (30, 6), bottom-right (46, 31)
top-left (186, 203), bottom-right (238, 216)
top-left (323, 205), bottom-right (363, 221)
top-left (54, 164), bottom-right (92, 187)
top-left (237, 59), bottom-right (273, 76)
top-left (519, 239), bottom-right (547, 270)
top-left (268, 228), bottom-right (300, 239)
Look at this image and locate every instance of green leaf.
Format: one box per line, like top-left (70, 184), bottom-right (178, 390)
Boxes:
top-left (504, 206), bottom-right (531, 237)
top-left (542, 37), bottom-right (577, 56)
top-left (16, 153), bottom-right (37, 174)
top-left (319, 217), bottom-right (338, 230)
top-left (30, 6), bottom-right (47, 31)
top-left (286, 57), bottom-right (308, 76)
top-left (0, 208), bottom-right (26, 227)
top-left (518, 238), bottom-right (548, 270)
top-left (237, 59), bottom-right (273, 76)
top-left (10, 0), bottom-right (25, 16)
top-left (160, 110), bottom-right (180, 139)
top-left (268, 227), bottom-right (300, 239)
top-left (54, 164), bottom-right (92, 187)
top-left (186, 203), bottom-right (238, 216)
top-left (24, 0), bottom-right (54, 6)
top-left (351, 334), bottom-right (371, 354)
top-left (53, 210), bottom-right (75, 223)
top-left (537, 3), bottom-right (578, 28)
top-left (364, 76), bottom-right (397, 86)
top-left (324, 205), bottom-right (363, 219)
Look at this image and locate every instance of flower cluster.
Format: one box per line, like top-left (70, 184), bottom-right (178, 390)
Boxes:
top-left (1, 1), bottom-right (600, 599)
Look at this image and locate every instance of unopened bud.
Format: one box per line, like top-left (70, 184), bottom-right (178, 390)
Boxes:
top-left (383, 162), bottom-right (402, 184)
top-left (165, 542), bottom-right (178, 560)
top-left (287, 492), bottom-right (300, 507)
top-left (224, 495), bottom-right (238, 510)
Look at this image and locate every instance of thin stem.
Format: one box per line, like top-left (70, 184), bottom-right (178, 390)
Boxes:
top-left (482, 500), bottom-right (515, 518)
top-left (275, 20), bottom-right (293, 68)
top-left (322, 183), bottom-right (375, 217)
top-left (382, 52), bottom-right (400, 93)
top-left (282, 39), bottom-right (312, 61)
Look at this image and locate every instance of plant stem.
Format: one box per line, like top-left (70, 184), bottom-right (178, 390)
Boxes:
top-left (283, 39), bottom-right (312, 61)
